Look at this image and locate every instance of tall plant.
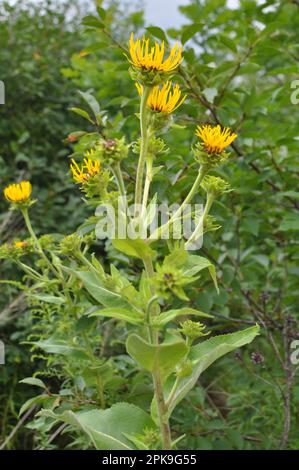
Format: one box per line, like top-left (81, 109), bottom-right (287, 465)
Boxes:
top-left (1, 33), bottom-right (259, 450)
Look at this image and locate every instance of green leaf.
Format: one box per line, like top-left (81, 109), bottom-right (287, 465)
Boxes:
top-left (30, 294), bottom-right (65, 305)
top-left (164, 245), bottom-right (188, 267)
top-left (19, 377), bottom-right (47, 389)
top-left (82, 15), bottom-right (104, 29)
top-left (165, 325), bottom-right (260, 415)
top-left (219, 34), bottom-right (238, 53)
top-left (152, 307), bottom-right (213, 327)
top-left (183, 255), bottom-right (219, 292)
top-left (76, 271), bottom-right (131, 309)
top-left (30, 337), bottom-right (88, 358)
top-left (69, 107), bottom-right (94, 123)
top-left (39, 403), bottom-right (154, 450)
top-left (19, 395), bottom-right (49, 416)
top-left (90, 307), bottom-right (143, 325)
top-left (126, 334), bottom-right (189, 382)
top-left (77, 90), bottom-right (100, 120)
top-left (96, 5), bottom-right (106, 21)
top-left (181, 23), bottom-right (203, 44)
top-left (146, 26), bottom-right (168, 43)
top-left (112, 238), bottom-right (156, 260)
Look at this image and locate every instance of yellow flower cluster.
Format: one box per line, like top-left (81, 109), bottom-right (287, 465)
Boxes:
top-left (136, 81), bottom-right (186, 113)
top-left (128, 34), bottom-right (238, 161)
top-left (3, 181), bottom-right (32, 203)
top-left (70, 158), bottom-right (101, 184)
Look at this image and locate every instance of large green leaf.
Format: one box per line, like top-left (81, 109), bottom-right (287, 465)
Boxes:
top-left (164, 325), bottom-right (260, 416)
top-left (152, 307), bottom-right (213, 327)
top-left (90, 307), bottom-right (143, 325)
top-left (76, 271), bottom-right (131, 309)
top-left (126, 334), bottom-right (189, 382)
top-left (40, 403), bottom-right (154, 450)
top-left (112, 238), bottom-right (156, 260)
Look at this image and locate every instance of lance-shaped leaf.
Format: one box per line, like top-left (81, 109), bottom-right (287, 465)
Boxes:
top-left (164, 325), bottom-right (260, 416)
top-left (90, 307), bottom-right (143, 325)
top-left (75, 270), bottom-right (132, 309)
top-left (152, 307), bottom-right (213, 327)
top-left (183, 255), bottom-right (219, 292)
top-left (126, 334), bottom-right (189, 382)
top-left (39, 403), bottom-right (154, 450)
top-left (151, 325), bottom-right (260, 423)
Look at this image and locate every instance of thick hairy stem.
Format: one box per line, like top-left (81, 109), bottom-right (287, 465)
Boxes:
top-left (149, 165), bottom-right (208, 241)
top-left (153, 370), bottom-right (172, 450)
top-left (135, 86), bottom-right (151, 211)
top-left (142, 256), bottom-right (172, 450)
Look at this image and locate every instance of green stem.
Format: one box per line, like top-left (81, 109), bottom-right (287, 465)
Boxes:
top-left (146, 295), bottom-right (159, 342)
top-left (113, 162), bottom-right (126, 197)
top-left (149, 165), bottom-right (208, 241)
top-left (152, 370), bottom-right (172, 450)
top-left (165, 376), bottom-right (180, 410)
top-left (135, 86), bottom-right (151, 212)
top-left (141, 156), bottom-right (153, 217)
top-left (142, 255), bottom-right (172, 450)
top-left (15, 259), bottom-right (44, 281)
top-left (82, 331), bottom-right (105, 408)
top-left (21, 208), bottom-right (60, 278)
top-left (76, 252), bottom-right (103, 277)
top-left (185, 193), bottom-right (215, 248)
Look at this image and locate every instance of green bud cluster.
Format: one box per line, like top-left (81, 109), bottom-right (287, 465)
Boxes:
top-left (82, 169), bottom-right (111, 200)
top-left (59, 233), bottom-right (82, 257)
top-left (0, 239), bottom-right (34, 260)
top-left (132, 136), bottom-right (168, 158)
top-left (193, 142), bottom-right (231, 167)
top-left (151, 264), bottom-right (195, 301)
top-left (180, 319), bottom-right (210, 340)
top-left (201, 175), bottom-right (230, 197)
top-left (130, 67), bottom-right (175, 87)
top-left (39, 234), bottom-right (56, 250)
top-left (203, 214), bottom-right (221, 233)
top-left (90, 137), bottom-right (129, 167)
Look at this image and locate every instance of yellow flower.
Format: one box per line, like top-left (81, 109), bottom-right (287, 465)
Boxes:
top-left (3, 181), bottom-right (32, 203)
top-left (196, 125), bottom-right (237, 154)
top-left (136, 81), bottom-right (186, 113)
top-left (70, 158), bottom-right (100, 184)
top-left (129, 33), bottom-right (182, 73)
top-left (14, 241), bottom-right (28, 249)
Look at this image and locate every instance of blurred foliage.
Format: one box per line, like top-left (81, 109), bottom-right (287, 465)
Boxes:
top-left (0, 0), bottom-right (299, 450)
top-left (0, 0), bottom-right (86, 449)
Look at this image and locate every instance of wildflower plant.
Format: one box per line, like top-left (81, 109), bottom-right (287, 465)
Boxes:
top-left (1, 31), bottom-right (260, 451)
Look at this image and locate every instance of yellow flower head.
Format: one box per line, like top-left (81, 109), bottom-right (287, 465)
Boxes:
top-left (14, 241), bottom-right (28, 249)
top-left (3, 181), bottom-right (32, 203)
top-left (129, 33), bottom-right (182, 73)
top-left (136, 81), bottom-right (186, 113)
top-left (196, 125), bottom-right (237, 154)
top-left (70, 158), bottom-right (100, 184)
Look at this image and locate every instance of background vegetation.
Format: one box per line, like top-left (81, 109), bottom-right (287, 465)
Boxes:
top-left (0, 0), bottom-right (298, 450)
